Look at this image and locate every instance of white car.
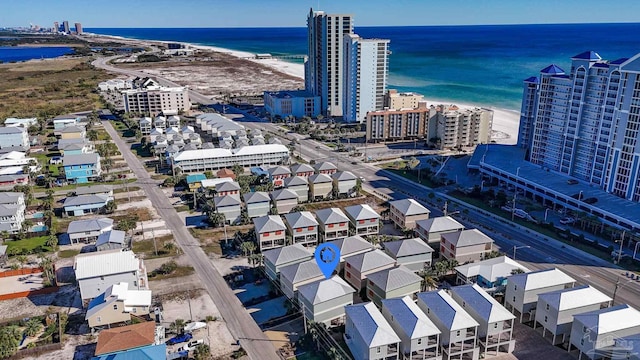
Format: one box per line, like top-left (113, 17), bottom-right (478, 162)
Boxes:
top-left (179, 339), bottom-right (204, 352)
top-left (559, 217), bottom-right (575, 225)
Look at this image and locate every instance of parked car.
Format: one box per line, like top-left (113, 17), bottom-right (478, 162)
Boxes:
top-left (567, 179), bottom-right (579, 185)
top-left (179, 339), bottom-right (204, 352)
top-left (166, 333), bottom-right (193, 345)
top-left (559, 217), bottom-right (576, 225)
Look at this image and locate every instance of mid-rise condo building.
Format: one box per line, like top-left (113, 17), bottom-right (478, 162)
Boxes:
top-left (122, 86), bottom-right (190, 116)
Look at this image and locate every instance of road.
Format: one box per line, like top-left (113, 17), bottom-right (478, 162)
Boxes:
top-left (101, 121), bottom-right (280, 360)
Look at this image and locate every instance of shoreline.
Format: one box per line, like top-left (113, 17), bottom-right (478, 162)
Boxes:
top-left (88, 32), bottom-right (519, 144)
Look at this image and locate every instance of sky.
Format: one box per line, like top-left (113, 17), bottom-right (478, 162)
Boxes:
top-left (4, 0), bottom-right (640, 28)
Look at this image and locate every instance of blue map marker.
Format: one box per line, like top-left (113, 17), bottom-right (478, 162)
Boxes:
top-left (314, 243), bottom-right (341, 279)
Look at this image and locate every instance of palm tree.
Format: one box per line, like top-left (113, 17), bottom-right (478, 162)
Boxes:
top-left (207, 212), bottom-right (226, 228)
top-left (193, 344), bottom-right (211, 360)
top-left (419, 269), bottom-right (438, 291)
top-left (170, 319), bottom-right (186, 334)
top-left (104, 200), bottom-right (117, 214)
top-left (23, 319), bottom-right (42, 337)
top-left (163, 242), bottom-right (176, 252)
top-left (46, 234), bottom-right (58, 249)
top-left (248, 253), bottom-right (262, 268)
top-left (15, 255), bottom-right (28, 269)
top-left (240, 241), bottom-right (256, 257)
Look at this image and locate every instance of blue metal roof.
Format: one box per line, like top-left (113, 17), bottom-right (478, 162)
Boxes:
top-left (523, 76), bottom-right (539, 84)
top-left (92, 344), bottom-right (167, 360)
top-left (572, 51), bottom-right (602, 61)
top-left (540, 64), bottom-right (565, 75)
top-left (610, 58), bottom-right (629, 65)
top-left (592, 63), bottom-right (609, 68)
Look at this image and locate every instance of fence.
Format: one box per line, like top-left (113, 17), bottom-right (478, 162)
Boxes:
top-left (7, 342), bottom-right (62, 359)
top-left (0, 286), bottom-right (59, 301)
top-left (0, 267), bottom-right (44, 278)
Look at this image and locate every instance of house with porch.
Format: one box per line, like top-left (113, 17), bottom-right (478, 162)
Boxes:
top-left (270, 189), bottom-right (298, 214)
top-left (290, 163), bottom-right (314, 178)
top-left (455, 256), bottom-right (530, 291)
top-left (66, 218), bottom-right (114, 244)
top-left (366, 266), bottom-right (422, 307)
top-left (332, 171), bottom-right (357, 196)
top-left (345, 302), bottom-right (401, 360)
top-left (63, 194), bottom-right (112, 216)
top-left (345, 204), bottom-right (380, 237)
top-left (298, 276), bottom-right (356, 327)
top-left (63, 153), bottom-right (101, 183)
top-left (244, 191), bottom-right (271, 218)
top-left (85, 282), bottom-right (152, 329)
top-left (214, 194), bottom-right (242, 224)
top-left (263, 243), bottom-right (312, 281)
top-left (316, 207), bottom-right (350, 242)
top-left (268, 166), bottom-right (291, 188)
top-left (308, 173), bottom-right (333, 200)
top-left (383, 238), bottom-right (434, 272)
top-left (440, 229), bottom-right (494, 263)
top-left (284, 176), bottom-right (309, 203)
top-left (415, 216), bottom-right (465, 245)
top-left (284, 211), bottom-right (319, 247)
top-left (254, 215), bottom-right (287, 252)
top-left (279, 259), bottom-right (325, 300)
top-left (328, 235), bottom-right (374, 272)
top-left (389, 199), bottom-right (430, 230)
top-left (344, 249), bottom-right (396, 291)
top-left (314, 161), bottom-right (337, 175)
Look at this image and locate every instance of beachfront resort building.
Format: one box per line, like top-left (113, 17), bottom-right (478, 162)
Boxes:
top-left (366, 102), bottom-right (430, 142)
top-left (263, 90), bottom-right (321, 119)
top-left (305, 9), bottom-right (353, 118)
top-left (385, 90), bottom-right (425, 110)
top-left (121, 85), bottom-right (190, 116)
top-left (170, 144), bottom-right (290, 173)
top-left (343, 34), bottom-right (390, 123)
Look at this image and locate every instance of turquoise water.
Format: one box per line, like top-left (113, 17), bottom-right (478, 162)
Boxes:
top-left (87, 23), bottom-right (640, 111)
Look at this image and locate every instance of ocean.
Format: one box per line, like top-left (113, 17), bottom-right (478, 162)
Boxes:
top-left (87, 23), bottom-right (640, 111)
top-left (0, 46), bottom-right (74, 63)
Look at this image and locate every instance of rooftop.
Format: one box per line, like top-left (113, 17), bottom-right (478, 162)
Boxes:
top-left (507, 268), bottom-right (575, 291)
top-left (345, 249), bottom-right (395, 273)
top-left (96, 230), bottom-right (126, 247)
top-left (63, 194), bottom-right (110, 207)
top-left (345, 204), bottom-right (380, 221)
top-left (290, 163), bottom-right (314, 174)
top-left (538, 285), bottom-right (611, 311)
top-left (389, 198), bottom-right (430, 216)
top-left (263, 243), bottom-right (312, 266)
top-left (450, 284), bottom-right (515, 323)
top-left (417, 290), bottom-right (479, 331)
top-left (270, 188), bottom-right (298, 201)
top-left (383, 238), bottom-right (434, 258)
top-left (279, 259), bottom-right (324, 284)
top-left (215, 181), bottom-right (241, 192)
top-left (284, 176), bottom-right (308, 187)
top-left (332, 171), bottom-right (357, 181)
top-left (314, 162), bottom-right (337, 172)
top-left (62, 153), bottom-right (99, 167)
top-left (381, 296), bottom-right (440, 339)
top-left (367, 266), bottom-right (422, 292)
top-left (345, 302), bottom-right (400, 347)
top-left (441, 229), bottom-right (494, 247)
top-left (284, 211), bottom-right (318, 229)
top-left (315, 207), bottom-right (349, 225)
top-left (308, 173), bottom-right (332, 183)
top-left (243, 191), bottom-right (270, 204)
top-left (74, 249), bottom-right (141, 279)
top-left (455, 256), bottom-right (530, 284)
top-left (94, 321), bottom-right (156, 356)
top-left (253, 215), bottom-right (287, 234)
top-left (327, 236), bottom-right (374, 260)
top-left (67, 218), bottom-right (113, 234)
top-left (573, 304), bottom-right (640, 335)
top-left (298, 276), bottom-right (355, 305)
top-left (75, 185), bottom-right (113, 196)
top-left (185, 173), bottom-right (207, 184)
top-left (173, 144), bottom-right (288, 161)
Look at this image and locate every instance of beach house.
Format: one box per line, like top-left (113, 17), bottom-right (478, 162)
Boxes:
top-left (279, 259), bottom-right (325, 300)
top-left (66, 218), bottom-right (114, 244)
top-left (215, 180), bottom-right (241, 197)
top-left (344, 249), bottom-right (396, 291)
top-left (59, 125), bottom-right (86, 140)
top-left (316, 207), bottom-right (350, 242)
top-left (244, 191), bottom-right (271, 218)
top-left (344, 302), bottom-right (401, 360)
top-left (63, 153), bottom-right (102, 183)
top-left (58, 138), bottom-right (92, 155)
top-left (415, 216), bottom-right (465, 245)
top-left (0, 192), bottom-right (26, 233)
top-left (263, 243), bottom-right (312, 281)
top-left (93, 322), bottom-right (165, 360)
top-left (366, 266), bottom-right (422, 307)
top-left (0, 127), bottom-right (29, 149)
top-left (284, 176), bottom-right (309, 202)
top-left (297, 276), bottom-right (356, 327)
top-left (332, 170), bottom-right (357, 196)
top-left (85, 282), bottom-right (152, 329)
top-left (268, 165), bottom-right (291, 188)
top-left (139, 117), bottom-right (152, 135)
top-left (185, 173), bottom-right (207, 191)
top-left (314, 161), bottom-right (337, 175)
top-left (383, 238), bottom-right (434, 272)
top-left (308, 173), bottom-right (333, 200)
top-left (214, 194), bottom-right (242, 224)
top-left (454, 256), bottom-right (530, 290)
top-left (284, 211), bottom-right (319, 247)
top-left (439, 229), bottom-right (494, 263)
top-left (270, 189), bottom-right (299, 214)
top-left (53, 114), bottom-right (81, 131)
top-left (290, 163), bottom-right (315, 178)
top-left (74, 185), bottom-right (114, 198)
top-left (254, 215), bottom-right (287, 252)
top-left (389, 199), bottom-right (430, 230)
top-left (328, 235), bottom-right (374, 267)
top-left (96, 230), bottom-right (127, 252)
top-left (345, 204), bottom-right (381, 236)
top-left (63, 194), bottom-right (112, 216)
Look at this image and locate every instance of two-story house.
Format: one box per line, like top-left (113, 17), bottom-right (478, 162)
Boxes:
top-left (284, 176), bottom-right (309, 203)
top-left (316, 207), bottom-right (350, 242)
top-left (345, 204), bottom-right (380, 237)
top-left (440, 229), bottom-right (494, 263)
top-left (58, 138), bottom-right (92, 155)
top-left (455, 256), bottom-right (530, 291)
top-left (85, 282), bottom-right (152, 329)
top-left (52, 114), bottom-right (81, 132)
top-left (381, 296), bottom-right (441, 360)
top-left (505, 268), bottom-right (576, 322)
top-left (0, 127), bottom-right (29, 149)
top-left (284, 211), bottom-right (318, 247)
top-left (93, 321), bottom-right (165, 359)
top-left (214, 194), bottom-right (242, 224)
top-left (96, 230), bottom-right (127, 251)
top-left (270, 189), bottom-right (299, 214)
top-left (332, 171), bottom-right (357, 196)
top-left (139, 117), bottom-right (152, 135)
top-left (345, 249), bottom-right (396, 291)
top-left (0, 192), bottom-right (25, 234)
top-left (263, 243), bottom-right (312, 281)
top-left (366, 266), bottom-right (422, 307)
top-left (66, 218), bottom-right (114, 244)
top-left (298, 276), bottom-right (356, 327)
top-left (75, 185), bottom-right (114, 198)
top-left (314, 161), bottom-right (337, 175)
top-left (290, 163), bottom-right (314, 178)
top-left (308, 173), bottom-right (333, 200)
top-left (383, 238), bottom-right (434, 272)
top-left (244, 191), bottom-right (271, 218)
top-left (63, 153), bottom-right (102, 183)
top-left (450, 284), bottom-right (516, 357)
top-left (417, 290), bottom-right (480, 360)
top-left (328, 235), bottom-right (374, 272)
top-left (59, 125), bottom-right (86, 139)
top-left (279, 259), bottom-right (325, 300)
top-left (389, 199), bottom-right (431, 230)
top-left (415, 216), bottom-right (465, 245)
top-left (345, 302), bottom-right (401, 360)
top-left (268, 166), bottom-right (291, 188)
top-left (215, 181), bottom-right (241, 197)
top-left (254, 215), bottom-right (287, 252)
top-left (74, 249), bottom-right (148, 302)
top-left (63, 194), bottom-right (112, 216)
top-left (534, 285), bottom-right (611, 345)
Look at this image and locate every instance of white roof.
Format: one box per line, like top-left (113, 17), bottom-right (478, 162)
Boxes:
top-left (389, 198), bottom-right (430, 216)
top-left (450, 284), bottom-right (515, 323)
top-left (200, 177), bottom-right (232, 188)
top-left (74, 250), bottom-right (141, 279)
top-left (507, 268), bottom-right (575, 291)
top-left (416, 216), bottom-right (464, 233)
top-left (381, 296), bottom-right (441, 339)
top-left (298, 276), bottom-right (355, 305)
top-left (538, 285), bottom-right (611, 311)
top-left (573, 304), bottom-right (640, 335)
top-left (455, 256), bottom-right (530, 283)
top-left (417, 290), bottom-right (479, 331)
top-left (345, 204), bottom-right (380, 221)
top-left (345, 302), bottom-right (400, 347)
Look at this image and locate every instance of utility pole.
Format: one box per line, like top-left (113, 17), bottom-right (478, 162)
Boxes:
top-left (612, 279), bottom-right (621, 304)
top-left (152, 228), bottom-right (158, 256)
top-left (187, 289), bottom-right (193, 321)
top-left (511, 193), bottom-right (517, 222)
top-left (617, 230), bottom-right (626, 264)
top-left (443, 201), bottom-right (448, 217)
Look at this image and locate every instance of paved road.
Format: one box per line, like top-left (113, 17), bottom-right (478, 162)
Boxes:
top-left (101, 121), bottom-right (280, 360)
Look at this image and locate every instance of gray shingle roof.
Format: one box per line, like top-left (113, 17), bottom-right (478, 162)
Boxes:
top-left (0, 192), bottom-right (23, 204)
top-left (345, 204), bottom-right (380, 221)
top-left (381, 296), bottom-right (441, 339)
top-left (367, 266), bottom-right (421, 292)
top-left (308, 173), bottom-right (332, 184)
top-left (442, 229), bottom-right (494, 247)
top-left (416, 216), bottom-right (464, 233)
top-left (345, 249), bottom-right (395, 273)
top-left (270, 188), bottom-right (298, 201)
top-left (60, 125), bottom-right (85, 133)
top-left (253, 215), bottom-right (286, 234)
top-left (332, 171), bottom-right (356, 181)
top-left (383, 238), bottom-right (434, 258)
top-left (284, 211), bottom-right (318, 229)
top-left (0, 204), bottom-right (19, 217)
top-left (279, 259), bottom-right (324, 284)
top-left (67, 218), bottom-right (114, 234)
top-left (268, 166), bottom-right (291, 176)
top-left (290, 163), bottom-right (314, 174)
top-left (62, 153), bottom-right (99, 167)
top-left (284, 176), bottom-right (308, 187)
top-left (75, 185), bottom-right (113, 196)
top-left (215, 181), bottom-right (240, 192)
top-left (96, 230), bottom-right (126, 247)
top-left (298, 276), bottom-right (355, 305)
top-left (214, 194), bottom-right (242, 207)
top-left (313, 162), bottom-right (337, 172)
top-left (263, 243), bottom-right (312, 266)
top-left (450, 284), bottom-right (515, 323)
top-left (345, 302), bottom-right (400, 347)
top-left (389, 198), bottom-right (430, 216)
top-left (0, 127), bottom-right (25, 134)
top-left (328, 236), bottom-right (374, 259)
top-left (315, 207), bottom-right (349, 225)
top-left (63, 194), bottom-right (110, 207)
top-left (417, 290), bottom-right (479, 331)
top-left (243, 191), bottom-right (270, 204)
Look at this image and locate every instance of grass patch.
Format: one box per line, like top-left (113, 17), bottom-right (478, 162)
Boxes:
top-left (151, 174), bottom-right (169, 181)
top-left (6, 236), bottom-right (52, 255)
top-left (382, 168), bottom-right (441, 188)
top-left (36, 178), bottom-right (136, 192)
top-left (57, 249), bottom-right (80, 258)
top-left (95, 129), bottom-right (111, 141)
top-left (131, 235), bottom-right (178, 259)
top-left (111, 207), bottom-right (153, 222)
top-left (115, 195), bottom-right (147, 205)
top-left (148, 265), bottom-right (195, 281)
top-left (174, 205), bottom-right (190, 213)
top-left (201, 243), bottom-right (222, 255)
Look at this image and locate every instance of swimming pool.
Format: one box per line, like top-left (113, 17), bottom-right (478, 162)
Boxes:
top-left (32, 212), bottom-right (44, 219)
top-left (31, 225), bottom-right (48, 232)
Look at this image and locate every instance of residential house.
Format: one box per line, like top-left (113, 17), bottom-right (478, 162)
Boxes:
top-left (298, 276), bottom-right (356, 327)
top-left (569, 305), bottom-right (640, 360)
top-left (263, 243), bottom-right (312, 281)
top-left (62, 153), bottom-right (102, 183)
top-left (53, 114), bottom-right (80, 131)
top-left (154, 116), bottom-right (167, 130)
top-left (58, 138), bottom-right (92, 155)
top-left (344, 302), bottom-right (401, 360)
top-left (383, 238), bottom-right (434, 272)
top-left (59, 125), bottom-right (86, 140)
top-left (0, 127), bottom-right (29, 149)
top-left (440, 229), bottom-right (494, 263)
top-left (505, 268), bottom-right (576, 322)
top-left (415, 216), bottom-right (465, 245)
top-left (215, 181), bottom-right (241, 197)
top-left (244, 191), bottom-right (271, 218)
top-left (0, 174), bottom-right (28, 189)
top-left (344, 249), bottom-right (396, 291)
top-left (200, 177), bottom-right (232, 189)
top-left (381, 296), bottom-right (442, 360)
top-left (0, 192), bottom-right (25, 233)
top-left (63, 194), bottom-right (111, 216)
top-left (284, 211), bottom-right (319, 247)
top-left (168, 115), bottom-right (180, 128)
top-left (139, 117), bottom-right (152, 135)
top-left (279, 259), bottom-right (325, 300)
top-left (0, 151), bottom-right (38, 176)
top-left (268, 166), bottom-right (291, 188)
top-left (149, 128), bottom-right (163, 143)
top-left (214, 194), bottom-right (242, 224)
top-left (96, 230), bottom-right (127, 251)
top-left (316, 207), bottom-right (350, 242)
top-left (332, 171), bottom-right (357, 196)
top-left (216, 168), bottom-right (236, 180)
top-left (417, 290), bottom-right (480, 360)
top-left (93, 321), bottom-right (165, 359)
top-left (85, 282), bottom-right (152, 328)
top-left (314, 161), bottom-right (337, 175)
top-left (284, 176), bottom-right (309, 202)
top-left (345, 204), bottom-right (380, 236)
top-left (75, 185), bottom-right (114, 197)
top-left (4, 117), bottom-right (37, 128)
top-left (0, 245), bottom-right (6, 267)
top-left (308, 173), bottom-right (333, 200)
top-left (328, 235), bottom-right (375, 272)
top-left (66, 218), bottom-right (114, 244)
top-left (389, 199), bottom-right (431, 230)
top-left (254, 215), bottom-right (287, 252)
top-left (186, 173), bottom-right (207, 191)
top-left (74, 249), bottom-right (148, 301)
top-left (366, 266), bottom-right (422, 307)
top-left (534, 285), bottom-right (612, 345)
top-left (270, 189), bottom-right (298, 214)
top-left (290, 163), bottom-right (315, 178)
top-left (455, 256), bottom-right (530, 291)
top-left (450, 284), bottom-right (516, 357)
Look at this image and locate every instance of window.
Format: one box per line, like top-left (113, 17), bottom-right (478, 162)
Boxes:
top-left (328, 224), bottom-right (334, 228)
top-left (346, 272), bottom-right (351, 278)
top-left (97, 316), bottom-right (101, 323)
top-left (340, 222), bottom-right (346, 226)
top-left (358, 220), bottom-right (365, 224)
top-left (132, 308), bottom-right (137, 313)
top-left (346, 263), bottom-right (351, 268)
top-left (494, 323), bottom-right (498, 329)
top-left (368, 290), bottom-right (373, 297)
top-left (417, 338), bottom-right (422, 345)
top-left (456, 330), bottom-right (461, 337)
top-left (513, 296), bottom-right (516, 302)
top-left (296, 228), bottom-right (303, 232)
top-left (308, 226), bottom-right (315, 231)
top-left (581, 339), bottom-right (584, 345)
top-left (546, 304), bottom-right (549, 311)
top-left (113, 304), bottom-right (118, 310)
top-left (376, 347), bottom-right (381, 353)
top-left (275, 231), bottom-right (282, 235)
top-left (264, 232), bottom-right (270, 237)
top-left (514, 285), bottom-right (517, 291)
top-left (544, 316), bottom-right (548, 323)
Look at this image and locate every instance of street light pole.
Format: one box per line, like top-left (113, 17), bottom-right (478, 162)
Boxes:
top-left (512, 245), bottom-right (531, 260)
top-left (634, 241), bottom-right (640, 261)
top-left (544, 208), bottom-right (550, 223)
top-left (511, 193), bottom-right (517, 222)
top-left (617, 230), bottom-right (626, 264)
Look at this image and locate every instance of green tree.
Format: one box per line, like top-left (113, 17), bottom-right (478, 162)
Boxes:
top-left (104, 200), bottom-right (117, 214)
top-left (0, 325), bottom-right (21, 358)
top-left (418, 269), bottom-right (438, 291)
top-left (353, 178), bottom-right (362, 194)
top-left (207, 212), bottom-right (226, 228)
top-left (23, 318), bottom-right (42, 337)
top-left (46, 234), bottom-right (58, 249)
top-left (231, 164), bottom-right (244, 177)
top-left (170, 319), bottom-right (186, 334)
top-left (240, 241), bottom-right (256, 257)
top-left (248, 253), bottom-right (262, 268)
top-left (16, 255), bottom-right (28, 268)
top-left (87, 129), bottom-right (98, 141)
top-left (194, 344), bottom-right (211, 360)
